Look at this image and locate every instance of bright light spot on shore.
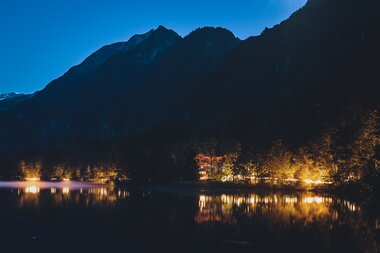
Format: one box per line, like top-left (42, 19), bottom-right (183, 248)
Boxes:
top-left (303, 179), bottom-right (333, 185)
top-left (25, 177), bottom-right (40, 182)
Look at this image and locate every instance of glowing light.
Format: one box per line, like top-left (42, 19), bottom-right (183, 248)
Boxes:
top-left (62, 187), bottom-right (70, 194)
top-left (221, 175), bottom-right (233, 182)
top-left (25, 177), bottom-right (40, 182)
top-left (62, 178), bottom-right (70, 182)
top-left (303, 179), bottom-right (333, 185)
top-left (285, 178), bottom-right (298, 182)
top-left (199, 195), bottom-right (207, 210)
top-left (25, 186), bottom-right (39, 194)
top-left (303, 197), bottom-right (324, 204)
top-left (99, 188), bottom-right (108, 196)
top-left (285, 197), bottom-right (298, 204)
top-left (194, 193), bottom-right (341, 225)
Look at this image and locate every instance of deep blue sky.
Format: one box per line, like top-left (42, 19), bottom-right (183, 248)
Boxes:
top-left (0, 0), bottom-right (307, 94)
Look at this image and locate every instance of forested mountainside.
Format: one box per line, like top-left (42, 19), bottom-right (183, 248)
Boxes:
top-left (0, 26), bottom-right (239, 156)
top-left (0, 0), bottom-right (379, 190)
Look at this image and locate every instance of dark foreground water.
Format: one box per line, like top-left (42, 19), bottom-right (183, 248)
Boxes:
top-left (0, 182), bottom-right (378, 253)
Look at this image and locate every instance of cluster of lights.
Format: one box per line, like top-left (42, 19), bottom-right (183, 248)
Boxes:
top-left (199, 194), bottom-right (359, 211)
top-left (25, 186), bottom-right (40, 194)
top-left (25, 177), bottom-right (40, 182)
top-left (25, 177), bottom-right (72, 182)
top-left (303, 179), bottom-right (333, 185)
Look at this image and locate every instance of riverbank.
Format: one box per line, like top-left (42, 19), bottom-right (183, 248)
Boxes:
top-left (0, 180), bottom-right (108, 189)
top-left (0, 180), bottom-right (373, 203)
top-left (121, 181), bottom-right (322, 194)
top-left (120, 181), bottom-right (377, 203)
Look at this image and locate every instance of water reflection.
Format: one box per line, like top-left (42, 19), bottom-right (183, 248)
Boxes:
top-left (2, 181), bottom-right (130, 208)
top-left (25, 185), bottom-right (40, 194)
top-left (0, 183), bottom-right (378, 253)
top-left (195, 193), bottom-right (360, 225)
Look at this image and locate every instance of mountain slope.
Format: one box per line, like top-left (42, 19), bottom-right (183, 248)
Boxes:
top-left (0, 0), bottom-right (379, 183)
top-left (0, 26), bottom-right (240, 156)
top-left (65, 29), bottom-right (155, 79)
top-left (1, 0), bottom-right (378, 162)
top-left (179, 0), bottom-right (380, 147)
top-left (0, 93), bottom-right (34, 111)
top-left (0, 93), bottom-right (20, 101)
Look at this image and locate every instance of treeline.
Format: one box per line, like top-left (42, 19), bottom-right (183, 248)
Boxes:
top-left (0, 136), bottom-right (198, 183)
top-left (17, 160), bottom-right (125, 183)
top-left (200, 110), bottom-right (380, 193)
top-left (0, 109), bottom-right (378, 194)
top-left (0, 138), bottom-right (123, 182)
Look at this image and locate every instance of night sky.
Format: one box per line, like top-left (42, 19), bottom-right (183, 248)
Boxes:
top-left (0, 0), bottom-right (307, 94)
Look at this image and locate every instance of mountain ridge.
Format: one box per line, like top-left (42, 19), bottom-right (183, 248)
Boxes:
top-left (178, 0), bottom-right (380, 147)
top-left (0, 26), bottom-right (240, 156)
top-left (0, 92), bottom-right (34, 111)
top-left (0, 0), bottom-right (379, 184)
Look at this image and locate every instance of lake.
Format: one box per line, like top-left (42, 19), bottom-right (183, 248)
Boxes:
top-left (0, 181), bottom-right (378, 253)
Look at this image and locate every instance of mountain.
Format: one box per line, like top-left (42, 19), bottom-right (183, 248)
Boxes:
top-left (177, 0), bottom-right (380, 147)
top-left (0, 28), bottom-right (156, 113)
top-left (65, 28), bottom-right (155, 79)
top-left (0, 0), bottom-right (379, 181)
top-left (0, 26), bottom-right (240, 156)
top-left (0, 92), bottom-right (34, 111)
top-left (0, 93), bottom-right (20, 101)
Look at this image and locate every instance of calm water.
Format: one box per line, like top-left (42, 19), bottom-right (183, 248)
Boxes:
top-left (0, 182), bottom-right (378, 253)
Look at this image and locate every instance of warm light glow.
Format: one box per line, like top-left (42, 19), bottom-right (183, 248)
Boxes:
top-left (303, 179), bottom-right (333, 185)
top-left (62, 187), bottom-right (70, 194)
top-left (285, 197), bottom-right (298, 204)
top-left (25, 186), bottom-right (39, 194)
top-left (303, 197), bottom-right (324, 204)
top-left (25, 177), bottom-right (40, 182)
top-left (285, 178), bottom-right (298, 182)
top-left (194, 193), bottom-right (359, 225)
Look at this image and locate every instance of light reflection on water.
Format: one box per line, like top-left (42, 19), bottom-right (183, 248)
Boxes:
top-left (0, 182), bottom-right (378, 253)
top-left (195, 193), bottom-right (360, 225)
top-left (3, 181), bottom-right (130, 207)
top-left (2, 181), bottom-right (362, 217)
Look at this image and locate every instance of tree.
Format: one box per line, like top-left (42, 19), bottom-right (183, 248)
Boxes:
top-left (221, 153), bottom-right (238, 182)
top-left (264, 140), bottom-right (295, 183)
top-left (356, 110), bottom-right (380, 191)
top-left (342, 110), bottom-right (380, 183)
top-left (19, 160), bottom-right (42, 180)
top-left (305, 131), bottom-right (338, 183)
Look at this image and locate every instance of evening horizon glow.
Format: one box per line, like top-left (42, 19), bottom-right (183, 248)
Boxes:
top-left (0, 0), bottom-right (307, 94)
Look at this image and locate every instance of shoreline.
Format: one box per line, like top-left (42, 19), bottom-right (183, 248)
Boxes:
top-left (120, 181), bottom-right (329, 193)
top-left (119, 181), bottom-right (369, 202)
top-left (0, 180), bottom-right (367, 201)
